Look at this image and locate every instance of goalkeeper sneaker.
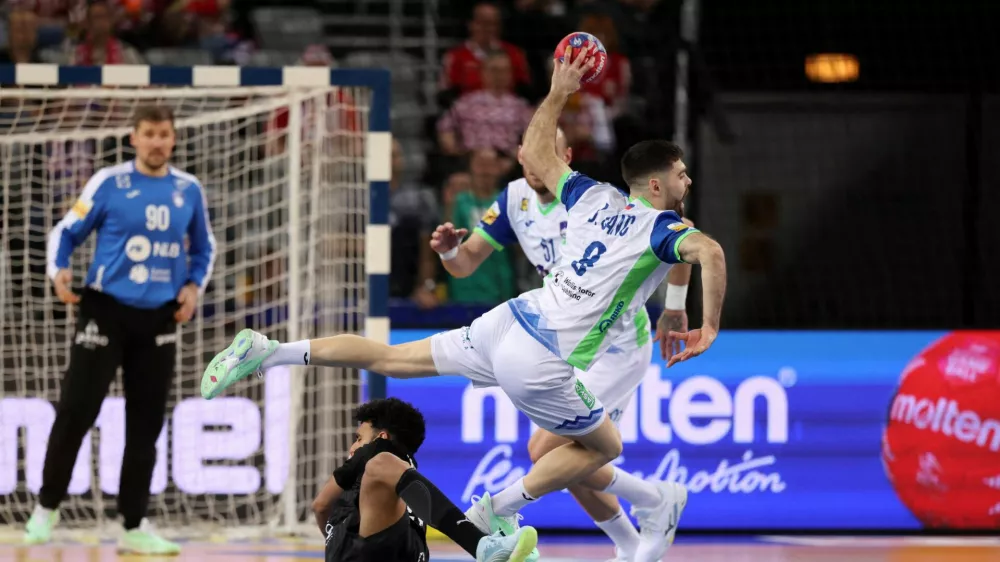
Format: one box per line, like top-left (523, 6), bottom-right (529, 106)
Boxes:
top-left (201, 329), bottom-right (277, 399)
top-left (117, 518), bottom-right (181, 555)
top-left (466, 493), bottom-right (540, 562)
top-left (23, 505), bottom-right (59, 545)
top-left (631, 481), bottom-right (688, 562)
top-left (477, 526), bottom-right (539, 562)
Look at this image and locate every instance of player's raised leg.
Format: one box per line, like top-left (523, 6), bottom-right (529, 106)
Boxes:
top-left (360, 452), bottom-right (539, 562)
top-left (202, 297), bottom-right (512, 400)
top-left (201, 329), bottom-right (439, 399)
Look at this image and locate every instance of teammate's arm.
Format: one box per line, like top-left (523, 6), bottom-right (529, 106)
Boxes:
top-left (46, 173), bottom-right (110, 304)
top-left (431, 187), bottom-right (516, 277)
top-left (435, 230), bottom-right (496, 278)
top-left (521, 45), bottom-right (594, 193)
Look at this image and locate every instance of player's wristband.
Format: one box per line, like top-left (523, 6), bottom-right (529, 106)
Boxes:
top-left (665, 283), bottom-right (688, 311)
top-left (437, 247), bottom-right (459, 261)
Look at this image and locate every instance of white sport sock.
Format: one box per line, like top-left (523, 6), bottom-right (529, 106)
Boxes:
top-left (490, 477), bottom-right (538, 517)
top-left (261, 340), bottom-right (311, 370)
top-left (596, 510), bottom-right (639, 557)
top-left (604, 467), bottom-right (661, 509)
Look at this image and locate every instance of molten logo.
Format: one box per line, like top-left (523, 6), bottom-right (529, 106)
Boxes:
top-left (889, 395), bottom-right (1000, 452)
top-left (882, 331), bottom-right (1000, 529)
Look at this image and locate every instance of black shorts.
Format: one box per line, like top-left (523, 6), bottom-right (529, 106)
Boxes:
top-left (326, 513), bottom-right (429, 562)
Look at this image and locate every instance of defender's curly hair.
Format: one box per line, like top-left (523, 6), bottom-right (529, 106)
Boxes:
top-left (354, 398), bottom-right (426, 455)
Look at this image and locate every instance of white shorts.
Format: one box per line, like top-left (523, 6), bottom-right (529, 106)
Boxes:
top-left (431, 302), bottom-right (607, 437)
top-left (576, 340), bottom-right (651, 426)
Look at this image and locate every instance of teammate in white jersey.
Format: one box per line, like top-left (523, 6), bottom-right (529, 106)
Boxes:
top-left (431, 127), bottom-right (696, 561)
top-left (200, 48), bottom-right (726, 562)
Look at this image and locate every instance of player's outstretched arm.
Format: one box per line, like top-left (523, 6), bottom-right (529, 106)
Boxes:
top-left (657, 217), bottom-right (696, 359)
top-left (522, 45), bottom-right (594, 193)
top-left (668, 232), bottom-right (726, 367)
top-left (431, 223), bottom-right (496, 278)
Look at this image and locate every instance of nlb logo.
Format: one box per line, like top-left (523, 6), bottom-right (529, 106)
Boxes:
top-left (460, 366), bottom-right (791, 502)
top-left (882, 331), bottom-right (1000, 529)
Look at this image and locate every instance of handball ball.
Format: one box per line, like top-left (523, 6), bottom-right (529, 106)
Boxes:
top-left (882, 331), bottom-right (1000, 529)
top-left (553, 32), bottom-right (608, 84)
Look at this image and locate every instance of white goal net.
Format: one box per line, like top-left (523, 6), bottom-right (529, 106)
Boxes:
top-left (0, 82), bottom-right (370, 537)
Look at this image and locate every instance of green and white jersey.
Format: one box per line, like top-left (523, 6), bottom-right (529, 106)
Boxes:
top-left (507, 170), bottom-right (698, 371)
top-left (477, 178), bottom-right (653, 355)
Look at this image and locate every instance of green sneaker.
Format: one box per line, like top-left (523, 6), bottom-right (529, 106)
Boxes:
top-left (465, 493), bottom-right (540, 562)
top-left (24, 505), bottom-right (58, 545)
top-left (201, 329), bottom-right (277, 399)
top-left (117, 519), bottom-right (181, 555)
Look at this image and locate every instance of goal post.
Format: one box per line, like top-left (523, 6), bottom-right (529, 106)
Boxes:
top-left (0, 63), bottom-right (390, 538)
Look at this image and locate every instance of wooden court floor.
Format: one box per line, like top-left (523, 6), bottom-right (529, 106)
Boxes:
top-left (3, 536), bottom-right (1000, 562)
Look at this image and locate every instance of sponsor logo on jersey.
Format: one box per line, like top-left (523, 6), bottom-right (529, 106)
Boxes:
top-left (598, 300), bottom-right (626, 333)
top-left (75, 320), bottom-right (110, 349)
top-left (575, 380), bottom-right (597, 410)
top-left (150, 268), bottom-right (172, 283)
top-left (153, 241), bottom-right (181, 258)
top-left (481, 201), bottom-right (500, 225)
top-left (71, 199), bottom-right (92, 218)
top-left (126, 235), bottom-right (152, 262)
top-left (174, 178), bottom-right (191, 191)
top-left (520, 198), bottom-right (529, 211)
top-left (126, 190), bottom-right (141, 199)
top-left (667, 222), bottom-right (690, 232)
top-left (559, 220), bottom-right (568, 242)
top-left (129, 264), bottom-right (150, 284)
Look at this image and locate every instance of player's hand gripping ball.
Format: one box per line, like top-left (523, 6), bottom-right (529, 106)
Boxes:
top-left (882, 331), bottom-right (1000, 529)
top-left (553, 32), bottom-right (608, 84)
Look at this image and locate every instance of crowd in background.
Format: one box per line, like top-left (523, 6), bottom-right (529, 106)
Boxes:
top-left (0, 0), bottom-right (672, 313)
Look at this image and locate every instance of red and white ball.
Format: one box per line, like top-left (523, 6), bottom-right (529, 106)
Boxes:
top-left (882, 331), bottom-right (1000, 529)
top-left (553, 32), bottom-right (608, 84)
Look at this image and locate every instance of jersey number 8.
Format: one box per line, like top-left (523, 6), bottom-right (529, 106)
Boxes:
top-left (571, 241), bottom-right (607, 276)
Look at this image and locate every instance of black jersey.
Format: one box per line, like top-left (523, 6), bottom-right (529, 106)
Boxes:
top-left (324, 438), bottom-right (428, 562)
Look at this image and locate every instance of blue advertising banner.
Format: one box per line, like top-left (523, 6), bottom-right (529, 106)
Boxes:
top-left (383, 330), bottom-right (1000, 530)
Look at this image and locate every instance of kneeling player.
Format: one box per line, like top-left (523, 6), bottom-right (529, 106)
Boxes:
top-left (315, 398), bottom-right (538, 562)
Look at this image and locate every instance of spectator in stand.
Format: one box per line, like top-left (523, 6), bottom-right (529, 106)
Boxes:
top-left (439, 1), bottom-right (531, 105)
top-left (502, 0), bottom-right (571, 101)
top-left (447, 148), bottom-right (516, 305)
top-left (65, 0), bottom-right (143, 65)
top-left (436, 51), bottom-right (532, 177)
top-left (8, 0), bottom-right (79, 47)
top-left (0, 7), bottom-right (43, 64)
top-left (578, 12), bottom-right (631, 120)
top-left (389, 140), bottom-right (441, 310)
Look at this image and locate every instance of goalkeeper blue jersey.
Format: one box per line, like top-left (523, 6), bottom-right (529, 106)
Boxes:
top-left (47, 161), bottom-right (217, 309)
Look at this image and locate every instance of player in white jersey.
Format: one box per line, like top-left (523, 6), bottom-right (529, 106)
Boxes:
top-left (431, 127), bottom-right (696, 561)
top-left (200, 48), bottom-right (726, 562)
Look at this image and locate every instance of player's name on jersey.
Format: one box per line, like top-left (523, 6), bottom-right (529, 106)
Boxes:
top-left (552, 271), bottom-right (596, 301)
